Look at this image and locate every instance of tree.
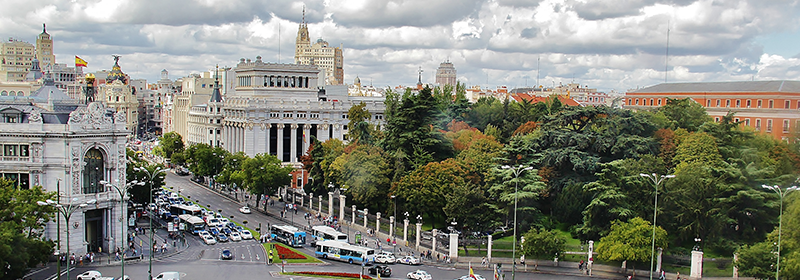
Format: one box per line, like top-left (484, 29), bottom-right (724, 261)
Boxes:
top-left (0, 178), bottom-right (57, 279)
top-left (521, 228), bottom-right (567, 270)
top-left (183, 143), bottom-right (228, 177)
top-left (596, 217), bottom-right (668, 274)
top-left (127, 163), bottom-right (167, 204)
top-left (394, 159), bottom-right (467, 228)
top-left (734, 241), bottom-right (778, 280)
top-left (232, 153), bottom-right (294, 209)
top-left (347, 102), bottom-right (374, 145)
top-left (656, 98), bottom-right (710, 132)
top-left (305, 136), bottom-right (327, 195)
top-left (330, 144), bottom-right (392, 211)
top-left (158, 131), bottom-right (185, 161)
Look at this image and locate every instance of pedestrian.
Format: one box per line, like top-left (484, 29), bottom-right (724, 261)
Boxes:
top-left (79, 255), bottom-right (83, 266)
top-left (115, 251), bottom-right (120, 261)
top-left (579, 260), bottom-right (585, 270)
top-left (162, 243), bottom-right (167, 253)
top-left (70, 253), bottom-right (75, 265)
top-left (676, 272), bottom-right (680, 280)
top-left (659, 270), bottom-right (666, 280)
top-left (482, 256), bottom-right (487, 267)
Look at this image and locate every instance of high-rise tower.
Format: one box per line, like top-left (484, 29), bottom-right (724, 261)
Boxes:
top-left (293, 8), bottom-right (344, 85)
top-left (36, 23), bottom-right (55, 69)
top-left (435, 60), bottom-right (457, 88)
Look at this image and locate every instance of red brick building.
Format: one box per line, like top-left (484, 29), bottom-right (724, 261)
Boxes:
top-left (626, 81), bottom-right (800, 140)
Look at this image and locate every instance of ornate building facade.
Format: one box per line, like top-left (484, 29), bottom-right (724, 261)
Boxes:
top-left (0, 73), bottom-right (129, 255)
top-left (102, 56), bottom-right (139, 135)
top-left (35, 24), bottom-right (55, 69)
top-left (293, 9), bottom-right (344, 85)
top-left (435, 60), bottom-right (457, 88)
top-left (0, 38), bottom-right (35, 82)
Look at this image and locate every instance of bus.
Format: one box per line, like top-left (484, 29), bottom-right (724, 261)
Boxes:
top-left (178, 214), bottom-right (206, 235)
top-left (269, 225), bottom-right (307, 247)
top-left (314, 240), bottom-right (375, 265)
top-left (170, 204), bottom-right (203, 217)
top-left (310, 225), bottom-right (348, 245)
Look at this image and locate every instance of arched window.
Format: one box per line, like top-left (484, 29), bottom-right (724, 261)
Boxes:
top-left (83, 148), bottom-right (105, 194)
top-left (0, 91), bottom-right (6, 96)
top-left (9, 91), bottom-right (15, 96)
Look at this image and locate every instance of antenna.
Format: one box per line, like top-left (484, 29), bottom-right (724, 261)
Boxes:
top-left (278, 21), bottom-right (281, 63)
top-left (665, 20), bottom-right (670, 83)
top-left (537, 56), bottom-right (540, 88)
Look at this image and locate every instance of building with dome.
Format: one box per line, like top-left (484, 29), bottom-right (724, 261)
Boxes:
top-left (102, 55), bottom-right (139, 135)
top-left (0, 72), bottom-right (130, 256)
top-left (294, 9), bottom-right (344, 85)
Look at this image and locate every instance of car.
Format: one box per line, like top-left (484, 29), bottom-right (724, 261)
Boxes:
top-left (217, 234), bottom-right (229, 242)
top-left (375, 253), bottom-right (396, 264)
top-left (206, 218), bottom-right (221, 228)
top-left (208, 228), bottom-right (220, 236)
top-left (202, 235), bottom-right (217, 245)
top-left (218, 218), bottom-right (230, 225)
top-left (221, 249), bottom-right (233, 260)
top-left (456, 275), bottom-right (486, 280)
top-left (368, 265), bottom-right (392, 277)
top-left (240, 230), bottom-right (253, 240)
top-left (234, 225), bottom-right (244, 232)
top-left (239, 206), bottom-right (251, 214)
top-left (221, 228), bottom-right (233, 236)
top-left (199, 230), bottom-right (211, 238)
top-left (230, 232), bottom-right (242, 242)
top-left (406, 270), bottom-right (431, 280)
top-left (76, 270), bottom-right (102, 280)
top-left (225, 222), bottom-right (237, 229)
top-left (398, 255), bottom-right (421, 265)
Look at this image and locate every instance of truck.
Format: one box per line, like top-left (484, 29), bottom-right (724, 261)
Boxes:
top-left (152, 271), bottom-right (181, 280)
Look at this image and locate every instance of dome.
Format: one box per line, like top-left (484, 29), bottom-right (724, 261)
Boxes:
top-left (354, 76), bottom-right (361, 85)
top-left (106, 55), bottom-right (127, 85)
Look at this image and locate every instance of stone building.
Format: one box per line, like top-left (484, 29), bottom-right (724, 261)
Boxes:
top-left (293, 9), bottom-right (344, 85)
top-left (102, 56), bottom-right (139, 136)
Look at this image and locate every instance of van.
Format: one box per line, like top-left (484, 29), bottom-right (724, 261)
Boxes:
top-left (153, 271), bottom-right (180, 280)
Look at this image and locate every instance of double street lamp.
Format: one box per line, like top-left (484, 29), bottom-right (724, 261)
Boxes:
top-left (501, 164), bottom-right (533, 280)
top-left (38, 197), bottom-right (96, 280)
top-left (639, 173), bottom-right (675, 280)
top-left (762, 184), bottom-right (798, 280)
top-left (134, 166), bottom-right (169, 280)
top-left (100, 179), bottom-right (145, 280)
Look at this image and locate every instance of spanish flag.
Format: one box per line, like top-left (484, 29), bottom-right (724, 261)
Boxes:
top-left (75, 56), bottom-right (88, 67)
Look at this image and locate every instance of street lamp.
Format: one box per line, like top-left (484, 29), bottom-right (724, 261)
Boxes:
top-left (640, 173), bottom-right (676, 280)
top-left (100, 179), bottom-right (144, 279)
top-left (38, 197), bottom-right (96, 280)
top-left (134, 166), bottom-right (169, 280)
top-left (762, 184), bottom-right (798, 280)
top-left (501, 164), bottom-right (533, 280)
top-left (391, 195), bottom-right (397, 246)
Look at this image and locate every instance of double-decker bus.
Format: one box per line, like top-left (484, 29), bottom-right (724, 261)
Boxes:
top-left (269, 225), bottom-right (307, 247)
top-left (178, 214), bottom-right (206, 235)
top-left (314, 240), bottom-right (375, 265)
top-left (310, 225), bottom-right (348, 245)
top-left (169, 204), bottom-right (203, 217)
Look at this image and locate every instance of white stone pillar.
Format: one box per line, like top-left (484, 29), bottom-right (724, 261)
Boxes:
top-left (487, 234), bottom-right (493, 262)
top-left (403, 218), bottom-right (409, 244)
top-left (327, 192), bottom-right (333, 217)
top-left (300, 191), bottom-right (304, 207)
top-left (363, 208), bottom-right (368, 228)
top-left (303, 125), bottom-right (311, 154)
top-left (290, 124), bottom-right (298, 163)
top-left (733, 253), bottom-right (738, 279)
top-left (351, 205), bottom-right (356, 225)
top-left (690, 250), bottom-right (703, 279)
top-left (415, 222), bottom-right (422, 251)
top-left (389, 216), bottom-right (395, 239)
top-left (431, 229), bottom-right (438, 256)
top-left (449, 232), bottom-right (458, 260)
top-left (656, 247), bottom-right (663, 274)
top-left (318, 195), bottom-right (322, 213)
top-left (339, 194), bottom-right (346, 223)
top-left (376, 212), bottom-right (381, 238)
top-left (588, 240), bottom-right (594, 276)
top-left (276, 124), bottom-right (284, 161)
top-left (265, 123), bottom-right (271, 156)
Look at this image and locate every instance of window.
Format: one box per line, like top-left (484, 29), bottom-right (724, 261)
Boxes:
top-left (766, 119), bottom-right (773, 132)
top-left (715, 117), bottom-right (720, 122)
top-left (635, 99), bottom-right (639, 105)
top-left (649, 99), bottom-right (654, 106)
top-left (4, 144), bottom-right (18, 156)
top-left (736, 100), bottom-right (741, 107)
top-left (83, 148), bottom-right (104, 194)
top-left (726, 100), bottom-right (731, 107)
top-left (745, 119), bottom-right (750, 126)
top-left (758, 100), bottom-right (762, 108)
top-left (1, 173), bottom-right (29, 189)
top-left (706, 100), bottom-right (711, 107)
top-left (769, 100), bottom-right (774, 108)
top-left (735, 118), bottom-right (740, 122)
top-left (785, 100), bottom-right (791, 109)
top-left (756, 119), bottom-right (761, 131)
top-left (783, 120), bottom-right (790, 133)
top-left (209, 129), bottom-right (213, 134)
top-left (716, 100), bottom-right (720, 107)
top-left (746, 100), bottom-right (751, 108)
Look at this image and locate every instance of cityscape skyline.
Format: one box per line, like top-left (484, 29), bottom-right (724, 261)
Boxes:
top-left (1, 0), bottom-right (799, 92)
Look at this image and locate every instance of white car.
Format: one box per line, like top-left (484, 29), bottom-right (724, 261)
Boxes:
top-left (76, 270), bottom-right (102, 280)
top-left (218, 218), bottom-right (230, 225)
top-left (457, 275), bottom-right (487, 280)
top-left (239, 206), bottom-right (251, 214)
top-left (240, 230), bottom-right (253, 240)
top-left (206, 218), bottom-right (221, 228)
top-left (230, 232), bottom-right (242, 242)
top-left (398, 255), bottom-right (421, 265)
top-left (203, 234), bottom-right (217, 245)
top-left (406, 270), bottom-right (431, 280)
top-left (375, 253), bottom-right (396, 264)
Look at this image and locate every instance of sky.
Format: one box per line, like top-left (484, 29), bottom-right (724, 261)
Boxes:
top-left (1, 0), bottom-right (800, 93)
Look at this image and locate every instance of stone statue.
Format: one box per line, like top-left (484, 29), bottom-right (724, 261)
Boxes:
top-left (83, 73), bottom-right (96, 104)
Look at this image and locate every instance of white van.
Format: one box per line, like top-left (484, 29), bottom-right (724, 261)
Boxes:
top-left (153, 271), bottom-right (180, 280)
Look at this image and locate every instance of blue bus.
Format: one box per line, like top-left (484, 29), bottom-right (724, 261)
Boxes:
top-left (314, 240), bottom-right (375, 265)
top-left (270, 225), bottom-right (307, 247)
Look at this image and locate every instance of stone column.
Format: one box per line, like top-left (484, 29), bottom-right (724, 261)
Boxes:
top-left (415, 222), bottom-right (422, 251)
top-left (690, 250), bottom-right (703, 279)
top-left (290, 123), bottom-right (298, 163)
top-left (449, 232), bottom-right (458, 260)
top-left (487, 234), bottom-right (493, 261)
top-left (327, 192), bottom-right (333, 217)
top-left (276, 124), bottom-right (284, 161)
top-left (733, 253), bottom-right (739, 279)
top-left (431, 229), bottom-right (438, 256)
top-left (300, 191), bottom-right (304, 207)
top-left (376, 212), bottom-right (381, 238)
top-left (339, 194), bottom-right (346, 223)
top-left (403, 218), bottom-right (409, 244)
top-left (318, 195), bottom-right (322, 213)
top-left (308, 195), bottom-right (312, 212)
top-left (265, 123), bottom-right (271, 155)
top-left (389, 216), bottom-right (395, 240)
top-left (656, 247), bottom-right (663, 274)
top-left (351, 205), bottom-right (356, 225)
top-left (363, 208), bottom-right (368, 228)
top-left (588, 240), bottom-right (594, 276)
top-left (303, 125), bottom-right (311, 154)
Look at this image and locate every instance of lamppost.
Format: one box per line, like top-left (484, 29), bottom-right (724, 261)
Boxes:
top-left (640, 173), bottom-right (676, 280)
top-left (134, 166), bottom-right (169, 280)
top-left (501, 164), bottom-right (533, 280)
top-left (762, 184), bottom-right (798, 280)
top-left (100, 179), bottom-right (145, 279)
top-left (391, 194), bottom-right (397, 251)
top-left (38, 197), bottom-right (96, 280)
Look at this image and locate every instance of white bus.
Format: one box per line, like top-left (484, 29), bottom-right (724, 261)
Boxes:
top-left (314, 240), bottom-right (375, 265)
top-left (170, 204), bottom-right (203, 217)
top-left (310, 225), bottom-right (348, 245)
top-left (269, 225), bottom-right (307, 247)
top-left (178, 214), bottom-right (205, 235)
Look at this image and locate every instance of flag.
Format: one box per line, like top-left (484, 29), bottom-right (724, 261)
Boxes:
top-left (75, 56), bottom-right (88, 67)
top-left (303, 130), bottom-right (307, 143)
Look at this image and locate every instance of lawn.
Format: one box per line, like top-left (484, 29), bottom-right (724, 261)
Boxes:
top-left (263, 243), bottom-right (324, 264)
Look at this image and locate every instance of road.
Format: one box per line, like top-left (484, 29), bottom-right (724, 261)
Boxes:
top-left (30, 172), bottom-right (593, 280)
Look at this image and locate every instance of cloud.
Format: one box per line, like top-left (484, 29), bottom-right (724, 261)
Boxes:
top-left (328, 0), bottom-right (484, 28)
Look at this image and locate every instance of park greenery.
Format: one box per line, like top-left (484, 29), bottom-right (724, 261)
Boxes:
top-left (158, 84), bottom-right (800, 279)
top-left (0, 178), bottom-right (57, 279)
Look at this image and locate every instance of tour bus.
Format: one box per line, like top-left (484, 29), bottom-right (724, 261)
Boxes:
top-left (314, 240), bottom-right (375, 265)
top-left (178, 214), bottom-right (206, 235)
top-left (310, 225), bottom-right (348, 245)
top-left (169, 204), bottom-right (203, 217)
top-left (269, 225), bottom-right (307, 247)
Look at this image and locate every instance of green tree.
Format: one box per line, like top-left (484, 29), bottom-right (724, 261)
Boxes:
top-left (596, 217), bottom-right (668, 274)
top-left (330, 144), bottom-right (392, 210)
top-left (734, 241), bottom-right (778, 280)
top-left (232, 153), bottom-right (294, 210)
top-left (183, 143), bottom-right (229, 177)
top-left (521, 228), bottom-right (567, 269)
top-left (126, 163), bottom-right (168, 204)
top-left (158, 131), bottom-right (185, 161)
top-left (394, 159), bottom-right (467, 228)
top-left (656, 98), bottom-right (711, 132)
top-left (347, 102), bottom-right (374, 145)
top-left (305, 136), bottom-right (327, 195)
top-left (0, 178), bottom-right (57, 279)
